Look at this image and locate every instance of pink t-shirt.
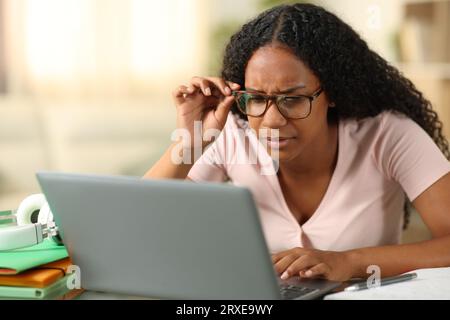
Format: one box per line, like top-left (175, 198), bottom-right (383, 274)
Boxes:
top-left (187, 111), bottom-right (450, 253)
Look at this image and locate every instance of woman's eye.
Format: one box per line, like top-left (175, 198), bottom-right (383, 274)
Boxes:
top-left (249, 96), bottom-right (266, 103)
top-left (282, 97), bottom-right (308, 108)
top-left (284, 97), bottom-right (301, 102)
top-left (282, 97), bottom-right (303, 106)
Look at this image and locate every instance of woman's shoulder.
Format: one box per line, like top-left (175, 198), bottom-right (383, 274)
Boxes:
top-left (219, 112), bottom-right (252, 142)
top-left (208, 112), bottom-right (251, 153)
top-left (340, 110), bottom-right (422, 141)
top-left (224, 112), bottom-right (250, 130)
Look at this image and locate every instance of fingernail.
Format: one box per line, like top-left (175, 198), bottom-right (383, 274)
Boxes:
top-left (205, 87), bottom-right (211, 96)
top-left (225, 87), bottom-right (231, 95)
top-left (232, 83), bottom-right (240, 88)
top-left (280, 271), bottom-right (289, 280)
top-left (305, 270), bottom-right (313, 277)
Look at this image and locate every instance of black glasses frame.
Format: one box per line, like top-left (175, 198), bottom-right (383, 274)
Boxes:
top-left (232, 87), bottom-right (323, 119)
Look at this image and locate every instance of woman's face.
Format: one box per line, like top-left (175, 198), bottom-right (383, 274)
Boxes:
top-left (244, 45), bottom-right (333, 163)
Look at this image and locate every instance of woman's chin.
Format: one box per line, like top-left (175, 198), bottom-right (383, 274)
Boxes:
top-left (266, 147), bottom-right (297, 163)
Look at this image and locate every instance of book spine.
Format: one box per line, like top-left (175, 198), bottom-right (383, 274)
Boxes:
top-left (0, 274), bottom-right (74, 299)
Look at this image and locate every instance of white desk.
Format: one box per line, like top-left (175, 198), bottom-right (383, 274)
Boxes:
top-left (75, 267), bottom-right (450, 300)
top-left (324, 267), bottom-right (450, 300)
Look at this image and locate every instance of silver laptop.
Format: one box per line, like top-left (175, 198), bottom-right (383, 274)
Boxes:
top-left (36, 171), bottom-right (341, 300)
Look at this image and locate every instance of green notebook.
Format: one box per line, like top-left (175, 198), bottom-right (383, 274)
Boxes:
top-left (0, 239), bottom-right (69, 275)
top-left (0, 211), bottom-right (15, 226)
top-left (0, 274), bottom-right (74, 299)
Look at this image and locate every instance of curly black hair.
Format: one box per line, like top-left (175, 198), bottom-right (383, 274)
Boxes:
top-left (221, 3), bottom-right (450, 229)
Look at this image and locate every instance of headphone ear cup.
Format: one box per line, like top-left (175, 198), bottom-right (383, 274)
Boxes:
top-left (37, 202), bottom-right (53, 225)
top-left (36, 202), bottom-right (62, 245)
top-left (16, 194), bottom-right (48, 226)
top-left (16, 194), bottom-right (63, 246)
top-left (37, 202), bottom-right (62, 244)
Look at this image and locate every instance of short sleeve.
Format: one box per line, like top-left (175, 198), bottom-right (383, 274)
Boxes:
top-left (187, 138), bottom-right (227, 182)
top-left (187, 117), bottom-right (233, 182)
top-left (374, 112), bottom-right (450, 201)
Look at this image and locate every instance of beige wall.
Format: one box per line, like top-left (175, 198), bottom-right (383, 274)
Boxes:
top-left (0, 1), bottom-right (447, 244)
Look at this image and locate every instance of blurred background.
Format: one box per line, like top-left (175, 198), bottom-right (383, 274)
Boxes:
top-left (0, 0), bottom-right (449, 242)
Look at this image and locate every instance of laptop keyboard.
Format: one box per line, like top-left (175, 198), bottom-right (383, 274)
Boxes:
top-left (280, 284), bottom-right (319, 300)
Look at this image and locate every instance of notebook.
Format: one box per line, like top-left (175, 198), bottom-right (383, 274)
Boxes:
top-left (0, 210), bottom-right (15, 226)
top-left (0, 274), bottom-right (75, 299)
top-left (0, 239), bottom-right (69, 275)
top-left (0, 257), bottom-right (72, 288)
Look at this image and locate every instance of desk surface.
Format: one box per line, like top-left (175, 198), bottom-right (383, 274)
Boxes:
top-left (75, 267), bottom-right (450, 300)
top-left (324, 267), bottom-right (450, 300)
top-left (77, 291), bottom-right (155, 300)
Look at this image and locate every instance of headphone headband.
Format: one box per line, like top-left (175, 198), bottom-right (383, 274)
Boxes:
top-left (0, 223), bottom-right (44, 251)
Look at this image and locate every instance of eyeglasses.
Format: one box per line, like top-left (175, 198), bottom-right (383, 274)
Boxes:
top-left (232, 87), bottom-right (323, 119)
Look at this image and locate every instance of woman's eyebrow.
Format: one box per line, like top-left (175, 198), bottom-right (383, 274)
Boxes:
top-left (246, 84), bottom-right (306, 94)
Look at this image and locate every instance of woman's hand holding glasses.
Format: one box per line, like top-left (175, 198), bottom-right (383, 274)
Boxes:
top-left (172, 76), bottom-right (240, 149)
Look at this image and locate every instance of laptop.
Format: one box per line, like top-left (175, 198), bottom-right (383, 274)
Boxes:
top-left (36, 171), bottom-right (341, 300)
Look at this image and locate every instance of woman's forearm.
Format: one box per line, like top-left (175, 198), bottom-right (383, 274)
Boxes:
top-left (143, 143), bottom-right (196, 180)
top-left (347, 235), bottom-right (450, 278)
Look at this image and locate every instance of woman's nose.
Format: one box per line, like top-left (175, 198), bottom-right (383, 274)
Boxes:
top-left (261, 100), bottom-right (287, 128)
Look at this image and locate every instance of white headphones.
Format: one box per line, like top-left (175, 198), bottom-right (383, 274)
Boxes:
top-left (0, 194), bottom-right (63, 251)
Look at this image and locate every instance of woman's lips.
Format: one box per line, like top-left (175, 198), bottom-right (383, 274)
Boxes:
top-left (264, 137), bottom-right (296, 149)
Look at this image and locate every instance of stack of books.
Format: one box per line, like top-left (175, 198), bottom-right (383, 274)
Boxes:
top-left (0, 239), bottom-right (84, 299)
top-left (0, 210), bottom-right (15, 226)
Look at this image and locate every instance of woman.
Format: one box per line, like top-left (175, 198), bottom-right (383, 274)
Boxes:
top-left (144, 3), bottom-right (450, 282)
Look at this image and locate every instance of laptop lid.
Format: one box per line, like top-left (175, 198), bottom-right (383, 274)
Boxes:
top-left (36, 172), bottom-right (281, 299)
